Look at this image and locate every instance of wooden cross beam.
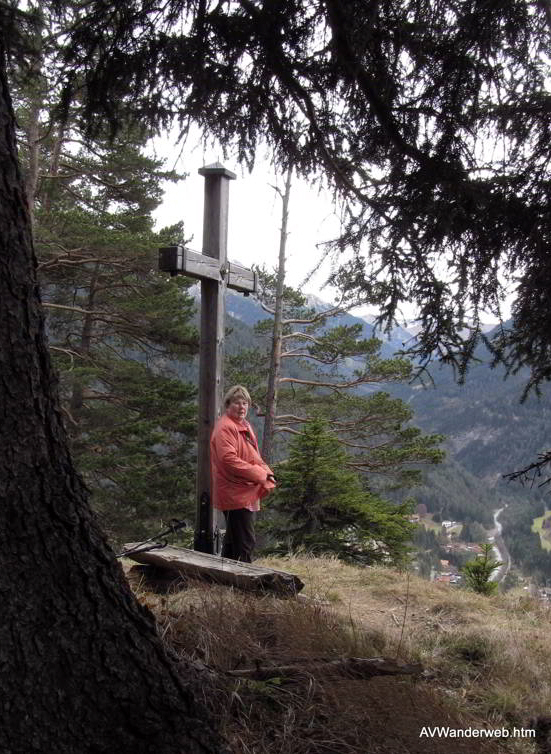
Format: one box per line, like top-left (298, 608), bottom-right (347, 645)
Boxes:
top-left (158, 163), bottom-right (257, 555)
top-left (159, 246), bottom-right (257, 294)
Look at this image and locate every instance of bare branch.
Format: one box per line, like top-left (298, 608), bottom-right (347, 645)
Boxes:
top-left (257, 299), bottom-right (276, 316)
top-left (280, 331), bottom-right (323, 344)
top-left (275, 413), bottom-right (312, 423)
top-left (335, 438), bottom-right (392, 451)
top-left (38, 255), bottom-right (127, 271)
top-left (43, 302), bottom-right (111, 316)
top-left (278, 375), bottom-right (390, 390)
top-left (49, 345), bottom-right (81, 368)
top-left (60, 405), bottom-right (79, 427)
top-left (280, 350), bottom-right (340, 364)
top-left (273, 426), bottom-right (303, 435)
top-left (226, 655), bottom-right (423, 681)
top-left (280, 294), bottom-right (347, 326)
top-left (503, 451), bottom-right (551, 489)
top-left (278, 290), bottom-right (378, 326)
top-left (329, 414), bottom-right (391, 429)
top-left (43, 160), bottom-right (135, 190)
top-left (80, 389), bottom-right (126, 407)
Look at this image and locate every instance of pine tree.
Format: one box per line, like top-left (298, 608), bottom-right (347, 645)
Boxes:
top-left (227, 268), bottom-right (444, 485)
top-left (0, 25), bottom-right (222, 750)
top-left (12, 5), bottom-right (200, 544)
top-left (53, 0), bottom-right (551, 391)
top-left (264, 417), bottom-right (415, 565)
top-left (461, 544), bottom-right (502, 595)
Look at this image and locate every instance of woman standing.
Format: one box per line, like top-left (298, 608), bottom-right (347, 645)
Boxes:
top-left (210, 385), bottom-right (276, 562)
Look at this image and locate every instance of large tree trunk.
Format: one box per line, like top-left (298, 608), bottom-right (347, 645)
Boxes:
top-left (0, 47), bottom-right (223, 754)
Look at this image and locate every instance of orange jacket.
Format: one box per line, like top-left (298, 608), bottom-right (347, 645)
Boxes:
top-left (210, 414), bottom-right (275, 511)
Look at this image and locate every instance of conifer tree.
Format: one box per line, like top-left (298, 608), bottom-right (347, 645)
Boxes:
top-left (12, 3), bottom-right (200, 544)
top-left (227, 269), bottom-right (444, 486)
top-left (461, 544), bottom-right (502, 595)
top-left (264, 417), bottom-right (415, 564)
top-left (40, 146), bottom-right (199, 544)
top-left (53, 0), bottom-right (551, 391)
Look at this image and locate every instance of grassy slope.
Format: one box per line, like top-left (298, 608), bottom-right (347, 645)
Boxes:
top-left (127, 555), bottom-right (550, 754)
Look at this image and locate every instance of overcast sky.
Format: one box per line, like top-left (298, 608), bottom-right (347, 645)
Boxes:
top-left (152, 149), bottom-right (356, 304)
top-left (152, 136), bottom-right (506, 326)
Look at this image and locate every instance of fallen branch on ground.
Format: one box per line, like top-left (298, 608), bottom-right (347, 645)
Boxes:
top-left (226, 656), bottom-right (423, 682)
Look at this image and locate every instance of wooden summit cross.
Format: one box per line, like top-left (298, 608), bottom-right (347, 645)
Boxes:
top-left (159, 163), bottom-right (257, 555)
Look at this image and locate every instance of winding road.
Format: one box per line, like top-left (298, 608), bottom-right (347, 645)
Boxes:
top-left (490, 506), bottom-right (512, 583)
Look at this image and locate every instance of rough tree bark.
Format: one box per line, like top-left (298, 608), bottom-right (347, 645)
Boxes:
top-left (0, 45), bottom-right (224, 754)
top-left (261, 166), bottom-right (292, 466)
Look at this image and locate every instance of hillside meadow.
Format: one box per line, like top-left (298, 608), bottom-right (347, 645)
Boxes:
top-left (532, 512), bottom-right (551, 553)
top-left (125, 555), bottom-right (551, 754)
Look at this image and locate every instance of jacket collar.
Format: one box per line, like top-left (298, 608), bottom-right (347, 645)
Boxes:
top-left (225, 414), bottom-right (251, 432)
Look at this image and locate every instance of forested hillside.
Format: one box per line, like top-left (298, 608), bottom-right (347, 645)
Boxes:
top-left (402, 339), bottom-right (551, 485)
top-left (403, 460), bottom-right (499, 528)
top-left (397, 330), bottom-right (551, 580)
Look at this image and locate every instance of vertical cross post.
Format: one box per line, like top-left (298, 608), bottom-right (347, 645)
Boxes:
top-left (194, 163), bottom-right (236, 554)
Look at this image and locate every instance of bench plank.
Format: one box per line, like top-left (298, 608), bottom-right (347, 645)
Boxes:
top-left (122, 544), bottom-right (304, 595)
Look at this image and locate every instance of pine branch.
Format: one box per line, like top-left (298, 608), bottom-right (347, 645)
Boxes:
top-left (38, 255), bottom-right (125, 270)
top-left (275, 414), bottom-right (312, 423)
top-left (277, 375), bottom-right (394, 390)
top-left (280, 332), bottom-right (323, 344)
top-left (280, 350), bottom-right (341, 364)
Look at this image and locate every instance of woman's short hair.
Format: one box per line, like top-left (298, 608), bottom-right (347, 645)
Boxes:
top-left (224, 385), bottom-right (251, 407)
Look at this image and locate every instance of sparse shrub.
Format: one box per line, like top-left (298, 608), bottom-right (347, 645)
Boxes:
top-left (443, 633), bottom-right (494, 666)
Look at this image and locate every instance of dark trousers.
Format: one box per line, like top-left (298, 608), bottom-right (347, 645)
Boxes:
top-left (222, 509), bottom-right (256, 563)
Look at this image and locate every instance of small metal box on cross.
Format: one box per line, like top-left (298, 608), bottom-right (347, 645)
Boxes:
top-left (158, 163), bottom-right (257, 555)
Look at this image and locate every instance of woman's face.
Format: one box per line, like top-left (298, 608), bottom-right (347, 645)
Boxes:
top-left (226, 395), bottom-right (249, 423)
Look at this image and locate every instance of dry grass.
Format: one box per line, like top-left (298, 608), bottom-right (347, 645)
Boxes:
top-left (127, 555), bottom-right (551, 754)
top-left (133, 579), bottom-right (389, 753)
top-left (260, 555), bottom-right (551, 730)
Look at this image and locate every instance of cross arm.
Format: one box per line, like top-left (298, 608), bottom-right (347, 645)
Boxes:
top-left (225, 261), bottom-right (258, 293)
top-left (159, 245), bottom-right (219, 282)
top-left (158, 245), bottom-right (257, 293)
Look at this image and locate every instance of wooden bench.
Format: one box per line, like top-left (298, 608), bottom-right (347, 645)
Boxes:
top-left (122, 543), bottom-right (304, 596)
